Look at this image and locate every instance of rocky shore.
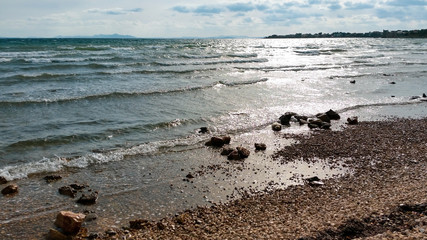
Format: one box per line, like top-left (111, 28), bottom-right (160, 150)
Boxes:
top-left (73, 118), bottom-right (426, 240)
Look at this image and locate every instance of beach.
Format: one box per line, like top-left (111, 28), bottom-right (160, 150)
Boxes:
top-left (93, 118), bottom-right (427, 239)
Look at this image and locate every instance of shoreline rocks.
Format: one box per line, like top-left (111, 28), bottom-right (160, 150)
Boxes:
top-left (254, 143), bottom-right (267, 151)
top-left (0, 176), bottom-right (8, 185)
top-left (53, 211), bottom-right (86, 235)
top-left (205, 136), bottom-right (231, 147)
top-left (347, 116), bottom-right (359, 125)
top-left (1, 184), bottom-right (18, 195)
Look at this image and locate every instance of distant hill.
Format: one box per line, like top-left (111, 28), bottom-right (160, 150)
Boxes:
top-left (266, 29), bottom-right (427, 39)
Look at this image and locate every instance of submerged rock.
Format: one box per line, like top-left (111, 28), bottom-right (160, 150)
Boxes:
top-left (279, 112), bottom-right (297, 125)
top-left (44, 175), bottom-right (62, 183)
top-left (1, 184), bottom-right (18, 195)
top-left (321, 122), bottom-right (332, 130)
top-left (221, 146), bottom-right (234, 156)
top-left (198, 127), bottom-right (208, 134)
top-left (316, 113), bottom-right (331, 123)
top-left (77, 192), bottom-right (98, 205)
top-left (350, 80), bottom-right (356, 84)
top-left (58, 186), bottom-right (77, 198)
top-left (254, 143), bottom-right (267, 151)
top-left (54, 211), bottom-right (86, 235)
top-left (206, 136), bottom-right (231, 147)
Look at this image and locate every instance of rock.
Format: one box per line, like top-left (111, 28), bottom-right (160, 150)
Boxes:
top-left (321, 122), bottom-right (332, 130)
top-left (308, 118), bottom-right (323, 127)
top-left (106, 229), bottom-right (117, 236)
top-left (129, 219), bottom-right (151, 230)
top-left (410, 95), bottom-right (421, 100)
top-left (58, 186), bottom-right (77, 198)
top-left (227, 150), bottom-right (241, 160)
top-left (308, 123), bottom-right (319, 129)
top-left (84, 213), bottom-right (98, 222)
top-left (305, 176), bottom-right (325, 186)
top-left (221, 146), bottom-right (234, 156)
top-left (272, 122), bottom-right (282, 131)
top-left (326, 109), bottom-right (341, 120)
top-left (186, 173), bottom-right (194, 179)
top-left (306, 176), bottom-right (321, 182)
top-left (69, 183), bottom-right (86, 190)
top-left (347, 116), bottom-right (359, 125)
top-left (1, 184), bottom-right (18, 195)
top-left (399, 203), bottom-right (426, 213)
top-left (207, 136), bottom-right (230, 147)
top-left (54, 211), bottom-right (86, 235)
top-left (316, 113), bottom-right (331, 123)
top-left (294, 115), bottom-right (308, 121)
top-left (298, 119), bottom-right (308, 125)
top-left (423, 93), bottom-right (426, 98)
top-left (198, 127), bottom-right (208, 134)
top-left (88, 233), bottom-right (99, 240)
top-left (77, 192), bottom-right (98, 205)
top-left (237, 147), bottom-right (250, 159)
top-left (0, 176), bottom-right (8, 184)
top-left (44, 175), bottom-right (62, 183)
top-left (350, 80), bottom-right (356, 84)
top-left (46, 228), bottom-right (70, 240)
top-left (157, 222), bottom-right (167, 230)
top-left (254, 143), bottom-right (267, 151)
top-left (390, 81), bottom-right (396, 84)
top-left (279, 112), bottom-right (297, 125)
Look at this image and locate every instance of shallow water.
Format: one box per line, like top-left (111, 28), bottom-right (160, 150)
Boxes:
top-left (1, 38), bottom-right (427, 239)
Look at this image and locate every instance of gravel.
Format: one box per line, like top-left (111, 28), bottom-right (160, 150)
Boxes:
top-left (93, 118), bottom-right (426, 240)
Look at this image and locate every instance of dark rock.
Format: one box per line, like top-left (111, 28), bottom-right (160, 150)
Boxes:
top-left (390, 81), bottom-right (396, 84)
top-left (339, 219), bottom-right (366, 238)
top-left (157, 222), bottom-right (167, 230)
top-left (272, 122), bottom-right (282, 131)
top-left (59, 186), bottom-right (77, 198)
top-left (77, 192), bottom-right (98, 205)
top-left (44, 175), bottom-right (62, 183)
top-left (198, 127), bottom-right (208, 134)
top-left (106, 229), bottom-right (117, 236)
top-left (308, 123), bottom-right (319, 129)
top-left (47, 228), bottom-right (69, 240)
top-left (130, 219), bottom-right (151, 230)
top-left (350, 80), bottom-right (356, 84)
top-left (308, 118), bottom-right (323, 127)
top-left (227, 150), bottom-right (241, 160)
top-left (325, 109), bottom-right (341, 120)
top-left (221, 146), bottom-right (234, 156)
top-left (399, 203), bottom-right (426, 213)
top-left (0, 176), bottom-right (7, 185)
top-left (237, 147), bottom-right (250, 159)
top-left (279, 112), bottom-right (297, 125)
top-left (423, 93), bottom-right (427, 98)
top-left (299, 119), bottom-right (308, 125)
top-left (222, 136), bottom-right (231, 144)
top-left (70, 183), bottom-right (86, 190)
top-left (186, 173), bottom-right (195, 179)
top-left (294, 115), bottom-right (308, 121)
top-left (88, 233), bottom-right (99, 240)
top-left (316, 113), bottom-right (331, 123)
top-left (54, 211), bottom-right (86, 235)
top-left (410, 95), bottom-right (421, 100)
top-left (321, 122), bottom-right (332, 130)
top-left (1, 184), bottom-right (18, 195)
top-left (347, 116), bottom-right (359, 125)
top-left (306, 176), bottom-right (321, 182)
top-left (254, 143), bottom-right (267, 151)
top-left (207, 136), bottom-right (230, 147)
top-left (85, 213), bottom-right (98, 222)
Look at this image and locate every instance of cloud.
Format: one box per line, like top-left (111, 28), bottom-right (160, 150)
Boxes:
top-left (328, 2), bottom-right (342, 11)
top-left (227, 3), bottom-right (256, 12)
top-left (386, 0), bottom-right (427, 6)
top-left (194, 5), bottom-right (223, 15)
top-left (87, 8), bottom-right (142, 15)
top-left (172, 6), bottom-right (191, 13)
top-left (344, 2), bottom-right (375, 10)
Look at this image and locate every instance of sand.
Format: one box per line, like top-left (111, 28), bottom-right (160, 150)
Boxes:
top-left (81, 118), bottom-right (426, 239)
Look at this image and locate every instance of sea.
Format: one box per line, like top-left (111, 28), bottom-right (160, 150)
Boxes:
top-left (0, 38), bottom-right (426, 239)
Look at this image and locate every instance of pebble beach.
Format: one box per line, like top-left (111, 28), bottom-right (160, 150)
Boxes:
top-left (86, 118), bottom-right (427, 240)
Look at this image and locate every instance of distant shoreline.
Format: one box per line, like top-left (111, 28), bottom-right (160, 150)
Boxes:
top-left (266, 29), bottom-right (427, 39)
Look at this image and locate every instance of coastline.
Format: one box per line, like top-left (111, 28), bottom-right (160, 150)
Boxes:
top-left (95, 118), bottom-right (427, 239)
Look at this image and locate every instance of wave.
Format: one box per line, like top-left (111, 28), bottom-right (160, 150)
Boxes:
top-left (152, 58), bottom-right (268, 67)
top-left (0, 78), bottom-right (269, 105)
top-left (337, 99), bottom-right (427, 113)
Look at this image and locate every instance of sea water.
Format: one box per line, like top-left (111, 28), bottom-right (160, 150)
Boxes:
top-left (0, 38), bottom-right (426, 238)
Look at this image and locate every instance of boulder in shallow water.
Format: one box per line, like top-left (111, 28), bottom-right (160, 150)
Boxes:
top-left (347, 116), bottom-right (359, 125)
top-left (254, 143), bottom-right (267, 151)
top-left (206, 136), bottom-right (230, 147)
top-left (198, 127), bottom-right (208, 134)
top-left (423, 93), bottom-right (427, 98)
top-left (58, 186), bottom-right (77, 198)
top-left (321, 122), bottom-right (332, 130)
top-left (325, 109), bottom-right (341, 120)
top-left (350, 80), bottom-right (356, 84)
top-left (77, 191), bottom-right (98, 205)
top-left (237, 147), bottom-right (250, 159)
top-left (221, 146), bottom-right (234, 156)
top-left (272, 122), bottom-right (282, 131)
top-left (279, 112), bottom-right (297, 125)
top-left (44, 175), bottom-right (62, 183)
top-left (0, 176), bottom-right (7, 185)
top-left (1, 184), bottom-right (18, 195)
top-left (316, 113), bottom-right (331, 123)
top-left (54, 211), bottom-right (86, 235)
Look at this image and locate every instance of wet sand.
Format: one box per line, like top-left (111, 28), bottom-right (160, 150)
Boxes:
top-left (97, 118), bottom-right (426, 239)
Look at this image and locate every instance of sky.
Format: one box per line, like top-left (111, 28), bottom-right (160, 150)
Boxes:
top-left (0, 0), bottom-right (426, 38)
